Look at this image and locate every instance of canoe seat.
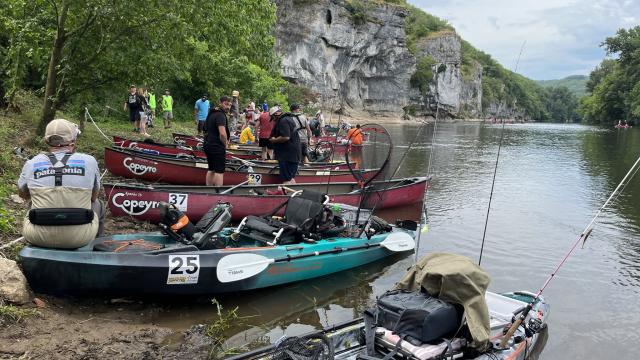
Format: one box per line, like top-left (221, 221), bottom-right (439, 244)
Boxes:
top-left (236, 190), bottom-right (329, 245)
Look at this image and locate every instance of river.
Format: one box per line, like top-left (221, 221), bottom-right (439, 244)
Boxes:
top-left (160, 123), bottom-right (640, 359)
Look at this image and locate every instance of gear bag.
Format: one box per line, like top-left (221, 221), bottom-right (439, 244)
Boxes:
top-left (375, 289), bottom-right (461, 345)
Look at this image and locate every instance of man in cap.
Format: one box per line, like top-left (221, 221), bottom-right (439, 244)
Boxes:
top-left (194, 93), bottom-right (210, 136)
top-left (18, 119), bottom-right (103, 249)
top-left (269, 106), bottom-right (301, 184)
top-left (124, 85), bottom-right (140, 132)
top-left (203, 96), bottom-right (231, 186)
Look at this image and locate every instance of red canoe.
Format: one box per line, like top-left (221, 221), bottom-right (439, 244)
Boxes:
top-left (113, 136), bottom-right (259, 160)
top-left (104, 147), bottom-right (377, 185)
top-left (112, 136), bottom-right (351, 170)
top-left (104, 177), bottom-right (428, 222)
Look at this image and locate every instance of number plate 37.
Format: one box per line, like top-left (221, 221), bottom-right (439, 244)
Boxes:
top-left (167, 255), bottom-right (200, 284)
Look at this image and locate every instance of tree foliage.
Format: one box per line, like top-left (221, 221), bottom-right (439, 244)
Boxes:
top-left (580, 26), bottom-right (640, 124)
top-left (0, 0), bottom-right (282, 129)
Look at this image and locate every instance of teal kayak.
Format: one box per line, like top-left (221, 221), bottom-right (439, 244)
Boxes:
top-left (19, 228), bottom-right (415, 296)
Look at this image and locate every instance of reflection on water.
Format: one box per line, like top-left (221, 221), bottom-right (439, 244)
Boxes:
top-left (164, 123), bottom-right (640, 359)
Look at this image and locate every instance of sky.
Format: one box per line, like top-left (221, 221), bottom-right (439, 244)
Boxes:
top-left (409, 0), bottom-right (639, 80)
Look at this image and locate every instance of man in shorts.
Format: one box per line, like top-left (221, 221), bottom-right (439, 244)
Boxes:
top-left (123, 85), bottom-right (140, 132)
top-left (256, 105), bottom-right (274, 160)
top-left (203, 96), bottom-right (231, 186)
top-left (269, 107), bottom-right (301, 184)
top-left (18, 119), bottom-right (104, 249)
top-left (162, 89), bottom-right (174, 128)
top-left (194, 93), bottom-right (210, 136)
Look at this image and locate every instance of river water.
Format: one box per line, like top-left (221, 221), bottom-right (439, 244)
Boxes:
top-left (160, 123), bottom-right (640, 359)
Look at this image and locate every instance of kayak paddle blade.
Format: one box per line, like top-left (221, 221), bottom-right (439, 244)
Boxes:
top-left (216, 253), bottom-right (273, 283)
top-left (381, 232), bottom-right (415, 252)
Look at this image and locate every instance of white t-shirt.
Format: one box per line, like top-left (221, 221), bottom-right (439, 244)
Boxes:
top-left (18, 151), bottom-right (100, 192)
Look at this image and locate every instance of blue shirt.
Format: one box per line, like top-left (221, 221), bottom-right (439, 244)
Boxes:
top-left (262, 102), bottom-right (268, 112)
top-left (195, 99), bottom-right (210, 121)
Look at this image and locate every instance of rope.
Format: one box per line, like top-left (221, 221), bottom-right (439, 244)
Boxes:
top-left (85, 107), bottom-right (112, 143)
top-left (0, 237), bottom-right (25, 251)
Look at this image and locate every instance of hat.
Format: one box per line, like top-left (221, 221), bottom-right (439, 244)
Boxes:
top-left (290, 103), bottom-right (301, 111)
top-left (45, 119), bottom-right (80, 146)
top-left (232, 90), bottom-right (239, 97)
top-left (269, 106), bottom-right (282, 116)
top-left (316, 110), bottom-right (322, 115)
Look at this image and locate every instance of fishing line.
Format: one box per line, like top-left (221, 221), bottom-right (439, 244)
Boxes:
top-left (500, 150), bottom-right (640, 347)
top-left (478, 41), bottom-right (526, 266)
top-left (414, 93), bottom-right (440, 263)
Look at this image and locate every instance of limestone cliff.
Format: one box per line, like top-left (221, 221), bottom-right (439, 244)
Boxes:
top-left (274, 0), bottom-right (483, 119)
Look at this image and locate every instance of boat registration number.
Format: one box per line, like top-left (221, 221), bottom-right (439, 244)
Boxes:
top-left (247, 173), bottom-right (262, 184)
top-left (168, 193), bottom-right (188, 211)
top-left (167, 255), bottom-right (200, 285)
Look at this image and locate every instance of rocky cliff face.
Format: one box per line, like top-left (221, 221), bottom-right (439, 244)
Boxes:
top-left (274, 0), bottom-right (483, 119)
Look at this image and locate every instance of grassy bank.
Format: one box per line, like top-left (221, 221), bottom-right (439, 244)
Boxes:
top-left (0, 93), bottom-right (203, 248)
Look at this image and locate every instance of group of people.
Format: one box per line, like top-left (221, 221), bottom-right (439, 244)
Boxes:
top-left (124, 85), bottom-right (176, 136)
top-left (199, 91), bottom-right (328, 186)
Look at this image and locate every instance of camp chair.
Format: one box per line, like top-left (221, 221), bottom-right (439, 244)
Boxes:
top-left (233, 190), bottom-right (330, 245)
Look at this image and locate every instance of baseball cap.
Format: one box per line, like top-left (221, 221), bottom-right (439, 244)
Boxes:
top-left (290, 103), bottom-right (301, 111)
top-left (44, 119), bottom-right (80, 146)
top-left (269, 106), bottom-right (281, 116)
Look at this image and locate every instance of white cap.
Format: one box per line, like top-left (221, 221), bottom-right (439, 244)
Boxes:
top-left (44, 119), bottom-right (80, 146)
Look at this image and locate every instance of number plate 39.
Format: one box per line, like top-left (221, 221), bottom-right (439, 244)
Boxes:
top-left (167, 255), bottom-right (200, 285)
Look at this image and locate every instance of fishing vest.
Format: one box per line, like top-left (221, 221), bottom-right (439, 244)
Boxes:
top-left (22, 153), bottom-right (99, 249)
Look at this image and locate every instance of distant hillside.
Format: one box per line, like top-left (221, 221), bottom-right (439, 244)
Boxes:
top-left (537, 75), bottom-right (588, 97)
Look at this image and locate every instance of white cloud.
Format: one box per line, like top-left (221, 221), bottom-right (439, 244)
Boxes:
top-left (408, 0), bottom-right (640, 79)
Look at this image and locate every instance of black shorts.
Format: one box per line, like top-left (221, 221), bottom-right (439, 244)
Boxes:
top-left (197, 121), bottom-right (206, 132)
top-left (204, 146), bottom-right (226, 173)
top-left (278, 161), bottom-right (299, 182)
top-left (259, 138), bottom-right (273, 149)
top-left (129, 109), bottom-right (138, 122)
top-left (300, 142), bottom-right (308, 159)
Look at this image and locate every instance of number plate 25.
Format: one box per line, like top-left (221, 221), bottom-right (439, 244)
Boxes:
top-left (167, 255), bottom-right (200, 285)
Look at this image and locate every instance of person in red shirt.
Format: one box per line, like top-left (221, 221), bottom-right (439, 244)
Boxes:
top-left (256, 106), bottom-right (275, 160)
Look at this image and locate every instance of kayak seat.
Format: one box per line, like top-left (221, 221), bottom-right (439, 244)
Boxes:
top-left (236, 190), bottom-right (329, 245)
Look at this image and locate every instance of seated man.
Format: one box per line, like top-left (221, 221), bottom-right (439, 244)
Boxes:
top-left (239, 121), bottom-right (256, 144)
top-left (18, 119), bottom-right (104, 249)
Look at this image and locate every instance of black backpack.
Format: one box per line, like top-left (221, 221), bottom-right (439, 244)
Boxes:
top-left (371, 289), bottom-right (461, 346)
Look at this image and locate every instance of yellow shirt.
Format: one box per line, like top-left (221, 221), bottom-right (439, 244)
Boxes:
top-left (239, 127), bottom-right (255, 144)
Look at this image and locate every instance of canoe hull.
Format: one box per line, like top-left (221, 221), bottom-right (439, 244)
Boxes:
top-left (113, 136), bottom-right (259, 160)
top-left (105, 178), bottom-right (426, 222)
top-left (19, 232), bottom-right (409, 295)
top-left (104, 147), bottom-right (369, 185)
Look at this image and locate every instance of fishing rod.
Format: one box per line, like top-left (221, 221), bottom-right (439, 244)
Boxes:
top-left (500, 151), bottom-right (640, 347)
top-left (478, 41), bottom-right (526, 266)
top-left (414, 85), bottom-right (441, 263)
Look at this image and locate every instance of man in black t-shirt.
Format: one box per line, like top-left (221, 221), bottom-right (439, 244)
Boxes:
top-left (269, 106), bottom-right (301, 184)
top-left (123, 85), bottom-right (140, 132)
top-left (203, 96), bottom-right (231, 186)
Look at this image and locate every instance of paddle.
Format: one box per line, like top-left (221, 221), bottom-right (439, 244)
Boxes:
top-left (216, 232), bottom-right (415, 283)
top-left (219, 180), bottom-right (250, 195)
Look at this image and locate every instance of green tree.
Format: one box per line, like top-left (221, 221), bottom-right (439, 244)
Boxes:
top-left (0, 0), bottom-right (279, 132)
